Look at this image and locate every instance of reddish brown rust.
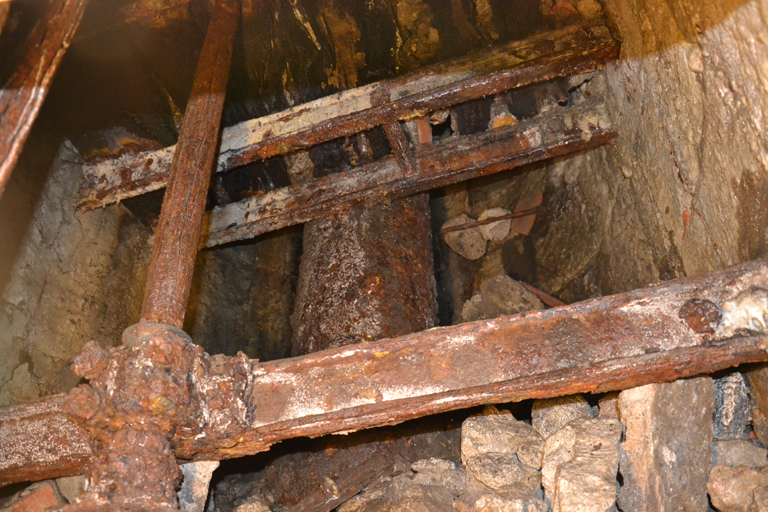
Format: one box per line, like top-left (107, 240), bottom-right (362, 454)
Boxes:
top-left (67, 427), bottom-right (182, 511)
top-left (76, 22), bottom-right (619, 210)
top-left (281, 190), bottom-right (436, 504)
top-left (3, 260), bottom-right (768, 488)
top-left (203, 103), bottom-right (613, 248)
top-left (679, 298), bottom-right (723, 334)
top-left (140, 0), bottom-right (239, 327)
top-left (382, 121), bottom-right (418, 176)
top-left (291, 194), bottom-right (437, 356)
top-left (0, 395), bottom-right (92, 487)
top-left (519, 282), bottom-right (568, 308)
top-left (372, 86), bottom-right (418, 176)
top-left (0, 0), bottom-right (88, 198)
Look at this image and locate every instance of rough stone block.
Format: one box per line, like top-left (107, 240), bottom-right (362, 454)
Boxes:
top-left (478, 208), bottom-right (512, 241)
top-left (598, 393), bottom-right (620, 419)
top-left (618, 377), bottom-right (714, 512)
top-left (455, 492), bottom-right (548, 512)
top-left (465, 453), bottom-right (539, 496)
top-left (532, 394), bottom-right (593, 439)
top-left (707, 465), bottom-right (768, 512)
top-left (714, 372), bottom-right (750, 440)
top-left (3, 481), bottom-right (64, 512)
top-left (54, 475), bottom-right (85, 504)
top-left (461, 276), bottom-right (543, 323)
top-left (389, 483), bottom-right (456, 512)
top-left (712, 440), bottom-right (768, 468)
top-left (541, 418), bottom-right (622, 512)
top-left (179, 460), bottom-right (219, 512)
top-left (442, 214), bottom-right (487, 260)
top-left (411, 458), bottom-right (465, 496)
top-left (461, 409), bottom-right (544, 469)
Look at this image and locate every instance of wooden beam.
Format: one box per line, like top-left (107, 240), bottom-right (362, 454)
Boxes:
top-left (0, 0), bottom-right (88, 198)
top-left (3, 259), bottom-right (768, 486)
top-left (76, 21), bottom-right (618, 210)
top-left (201, 102), bottom-right (612, 248)
top-left (140, 0), bottom-right (239, 327)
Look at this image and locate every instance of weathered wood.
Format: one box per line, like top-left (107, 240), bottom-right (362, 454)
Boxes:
top-left (4, 260), bottom-right (768, 487)
top-left (76, 22), bottom-right (619, 210)
top-left (140, 0), bottom-right (239, 327)
top-left (0, 0), bottom-right (88, 198)
top-left (202, 103), bottom-right (612, 248)
top-left (284, 453), bottom-right (399, 512)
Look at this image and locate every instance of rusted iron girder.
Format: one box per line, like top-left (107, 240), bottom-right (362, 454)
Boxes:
top-left (3, 259), bottom-right (768, 487)
top-left (202, 102), bottom-right (612, 248)
top-left (75, 21), bottom-right (618, 210)
top-left (0, 0), bottom-right (88, 198)
top-left (140, 0), bottom-right (239, 327)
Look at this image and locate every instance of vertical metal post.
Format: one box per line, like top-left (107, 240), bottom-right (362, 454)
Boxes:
top-left (140, 0), bottom-right (240, 328)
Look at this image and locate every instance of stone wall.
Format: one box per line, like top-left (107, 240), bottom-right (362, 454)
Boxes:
top-left (0, 139), bottom-right (152, 406)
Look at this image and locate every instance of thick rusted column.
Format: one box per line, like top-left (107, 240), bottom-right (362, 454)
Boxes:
top-left (271, 196), bottom-right (440, 506)
top-left (291, 194), bottom-right (437, 355)
top-left (0, 0), bottom-right (88, 198)
top-left (140, 0), bottom-right (239, 327)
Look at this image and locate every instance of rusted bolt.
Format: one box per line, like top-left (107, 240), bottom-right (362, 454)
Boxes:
top-left (679, 298), bottom-right (722, 334)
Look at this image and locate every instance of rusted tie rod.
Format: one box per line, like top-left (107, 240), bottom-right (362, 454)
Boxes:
top-left (61, 0), bottom-right (240, 509)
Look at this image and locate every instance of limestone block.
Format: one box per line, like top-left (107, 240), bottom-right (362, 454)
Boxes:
top-left (455, 492), bottom-right (547, 512)
top-left (179, 461), bottom-right (219, 512)
top-left (465, 453), bottom-right (539, 496)
top-left (541, 418), bottom-right (622, 512)
top-left (461, 275), bottom-right (543, 323)
top-left (532, 394), bottom-right (593, 439)
top-left (707, 465), bottom-right (768, 512)
top-left (442, 214), bottom-right (487, 260)
top-left (618, 377), bottom-right (714, 512)
top-left (411, 458), bottom-right (465, 495)
top-left (478, 208), bottom-right (512, 241)
top-left (461, 410), bottom-right (544, 469)
top-left (712, 440), bottom-right (768, 468)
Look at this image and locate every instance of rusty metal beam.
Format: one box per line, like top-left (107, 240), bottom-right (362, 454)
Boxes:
top-left (76, 21), bottom-right (618, 210)
top-left (0, 0), bottom-right (88, 198)
top-left (202, 102), bottom-right (612, 248)
top-left (3, 259), bottom-right (768, 487)
top-left (140, 0), bottom-right (239, 327)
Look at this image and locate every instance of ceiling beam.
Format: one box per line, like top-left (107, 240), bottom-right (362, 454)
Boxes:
top-left (2, 259), bottom-right (767, 486)
top-left (76, 21), bottom-right (619, 210)
top-left (201, 102), bottom-right (612, 248)
top-left (0, 0), bottom-right (89, 198)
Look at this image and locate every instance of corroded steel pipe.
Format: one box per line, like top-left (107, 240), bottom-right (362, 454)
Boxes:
top-left (140, 0), bottom-right (240, 327)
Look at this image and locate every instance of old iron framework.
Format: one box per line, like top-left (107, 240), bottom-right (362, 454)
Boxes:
top-left (2, 3), bottom-right (768, 510)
